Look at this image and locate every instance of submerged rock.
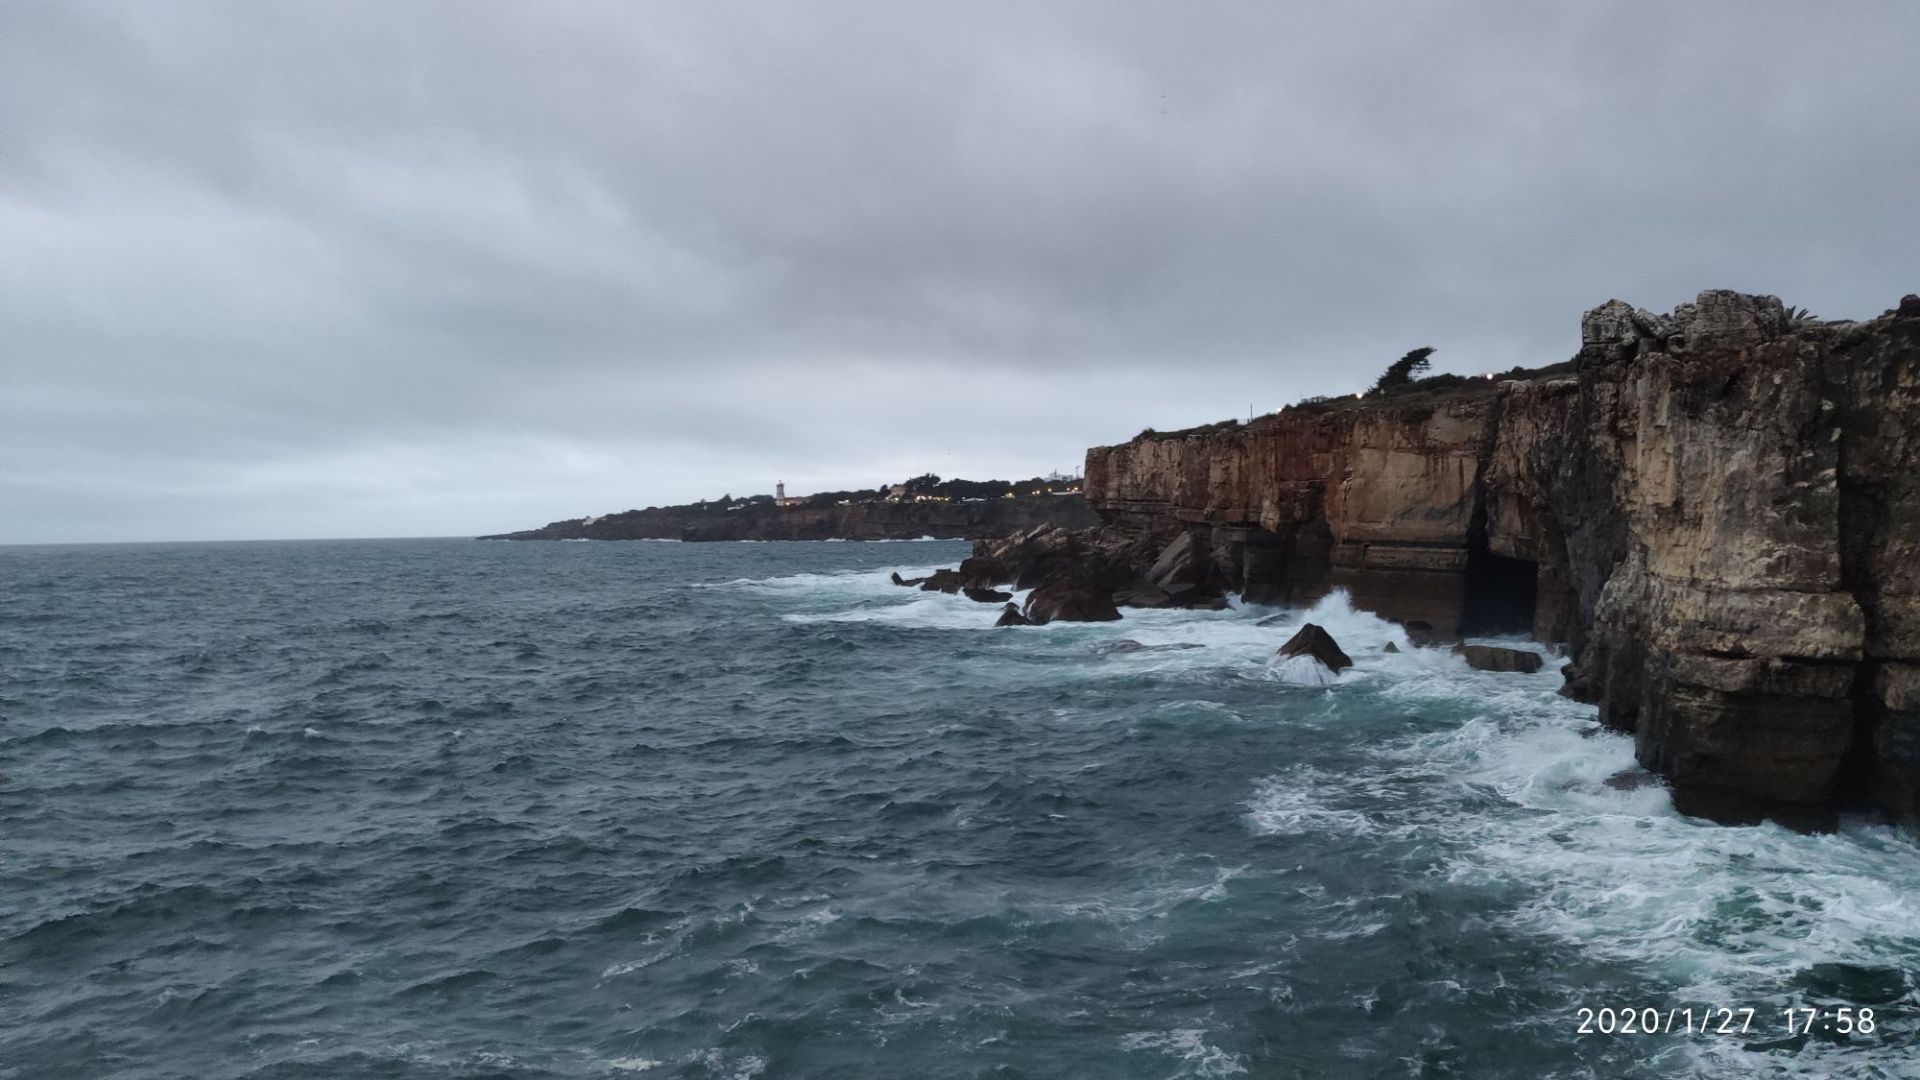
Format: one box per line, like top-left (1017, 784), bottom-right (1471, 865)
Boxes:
top-left (1098, 639), bottom-right (1203, 655)
top-left (1452, 644), bottom-right (1544, 673)
top-left (994, 603), bottom-right (1030, 627)
top-left (1383, 641), bottom-right (1400, 654)
top-left (890, 572), bottom-right (928, 587)
top-left (963, 586), bottom-right (1014, 604)
top-left (1275, 623), bottom-right (1353, 673)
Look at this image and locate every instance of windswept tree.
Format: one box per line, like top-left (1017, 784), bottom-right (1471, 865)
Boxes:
top-left (1368, 347), bottom-right (1435, 397)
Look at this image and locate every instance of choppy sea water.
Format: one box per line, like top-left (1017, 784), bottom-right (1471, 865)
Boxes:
top-left (3, 538), bottom-right (1917, 1079)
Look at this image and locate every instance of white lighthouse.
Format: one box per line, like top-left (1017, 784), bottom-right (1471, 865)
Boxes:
top-left (776, 481), bottom-right (786, 501)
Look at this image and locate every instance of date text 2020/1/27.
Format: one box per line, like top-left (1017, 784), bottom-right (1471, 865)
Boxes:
top-left (1575, 1006), bottom-right (1879, 1036)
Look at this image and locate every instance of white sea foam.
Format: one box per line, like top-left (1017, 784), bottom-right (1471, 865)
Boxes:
top-left (605, 1058), bottom-right (661, 1072)
top-left (1246, 769), bottom-right (1381, 838)
top-left (1118, 1029), bottom-right (1247, 1076)
top-left (1267, 654), bottom-right (1340, 687)
top-left (600, 950), bottom-right (669, 979)
top-left (1053, 863), bottom-right (1249, 929)
top-left (1236, 612), bottom-right (1920, 1078)
top-left (686, 1050), bottom-right (767, 1079)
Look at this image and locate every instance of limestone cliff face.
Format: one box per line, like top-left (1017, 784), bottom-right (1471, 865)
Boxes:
top-left (1082, 290), bottom-right (1920, 824)
top-left (1087, 392), bottom-right (1504, 632)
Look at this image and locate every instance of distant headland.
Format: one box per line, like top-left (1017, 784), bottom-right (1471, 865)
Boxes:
top-left (477, 473), bottom-right (1100, 542)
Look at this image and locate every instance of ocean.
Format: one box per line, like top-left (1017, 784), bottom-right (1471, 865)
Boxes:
top-left (3, 538), bottom-right (1916, 1078)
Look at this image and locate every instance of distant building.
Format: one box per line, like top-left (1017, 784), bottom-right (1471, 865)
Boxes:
top-left (775, 481), bottom-right (807, 508)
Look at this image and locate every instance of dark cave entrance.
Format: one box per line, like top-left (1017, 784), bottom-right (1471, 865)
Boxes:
top-left (1461, 509), bottom-right (1538, 636)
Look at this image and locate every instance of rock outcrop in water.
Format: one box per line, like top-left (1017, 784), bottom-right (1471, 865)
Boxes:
top-left (945, 290), bottom-right (1920, 827)
top-left (1453, 644), bottom-right (1544, 674)
top-left (1276, 623), bottom-right (1353, 673)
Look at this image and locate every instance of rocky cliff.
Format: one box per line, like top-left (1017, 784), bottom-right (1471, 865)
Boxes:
top-left (1078, 290), bottom-right (1920, 827)
top-left (480, 494), bottom-right (1099, 542)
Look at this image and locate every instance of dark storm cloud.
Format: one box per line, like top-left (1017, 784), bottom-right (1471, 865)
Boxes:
top-left (4, 1), bottom-right (1917, 541)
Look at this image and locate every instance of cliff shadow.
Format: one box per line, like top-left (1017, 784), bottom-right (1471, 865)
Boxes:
top-left (1460, 521), bottom-right (1539, 637)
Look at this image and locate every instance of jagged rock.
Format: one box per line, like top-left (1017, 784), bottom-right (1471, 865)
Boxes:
top-left (1098, 639), bottom-right (1203, 654)
top-left (1113, 584), bottom-right (1175, 608)
top-left (963, 586), bottom-right (1013, 604)
top-left (1275, 623), bottom-right (1352, 673)
top-left (1558, 661), bottom-right (1596, 702)
top-left (1384, 642), bottom-right (1400, 653)
top-left (1665, 289), bottom-right (1789, 351)
top-left (1581, 299), bottom-right (1640, 347)
top-left (918, 569), bottom-right (965, 594)
top-left (1147, 532), bottom-right (1202, 592)
top-left (891, 572), bottom-right (928, 587)
top-left (958, 555), bottom-right (1012, 588)
top-left (984, 524), bottom-right (1079, 588)
top-left (1024, 579), bottom-right (1122, 624)
top-left (1453, 644), bottom-right (1544, 673)
top-left (994, 603), bottom-right (1030, 627)
top-left (1897, 294), bottom-right (1920, 319)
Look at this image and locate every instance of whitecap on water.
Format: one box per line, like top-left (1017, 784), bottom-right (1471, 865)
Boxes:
top-left (1266, 654), bottom-right (1340, 687)
top-left (1246, 767), bottom-right (1382, 839)
top-left (1118, 1029), bottom-right (1247, 1076)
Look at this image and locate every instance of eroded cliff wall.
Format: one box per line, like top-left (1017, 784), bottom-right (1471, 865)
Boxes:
top-left (1086, 389), bottom-right (1516, 634)
top-left (1082, 290), bottom-right (1920, 824)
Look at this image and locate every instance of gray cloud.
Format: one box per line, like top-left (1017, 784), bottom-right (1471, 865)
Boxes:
top-left (5, 1), bottom-right (1917, 542)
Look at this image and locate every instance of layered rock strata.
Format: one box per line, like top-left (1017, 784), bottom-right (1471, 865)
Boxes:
top-left (1067, 291), bottom-right (1919, 825)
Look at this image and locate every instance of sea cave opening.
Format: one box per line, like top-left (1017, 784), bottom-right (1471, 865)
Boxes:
top-left (1461, 546), bottom-right (1539, 636)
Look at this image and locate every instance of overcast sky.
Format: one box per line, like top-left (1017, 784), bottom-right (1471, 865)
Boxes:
top-left (5, 2), bottom-right (1917, 543)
